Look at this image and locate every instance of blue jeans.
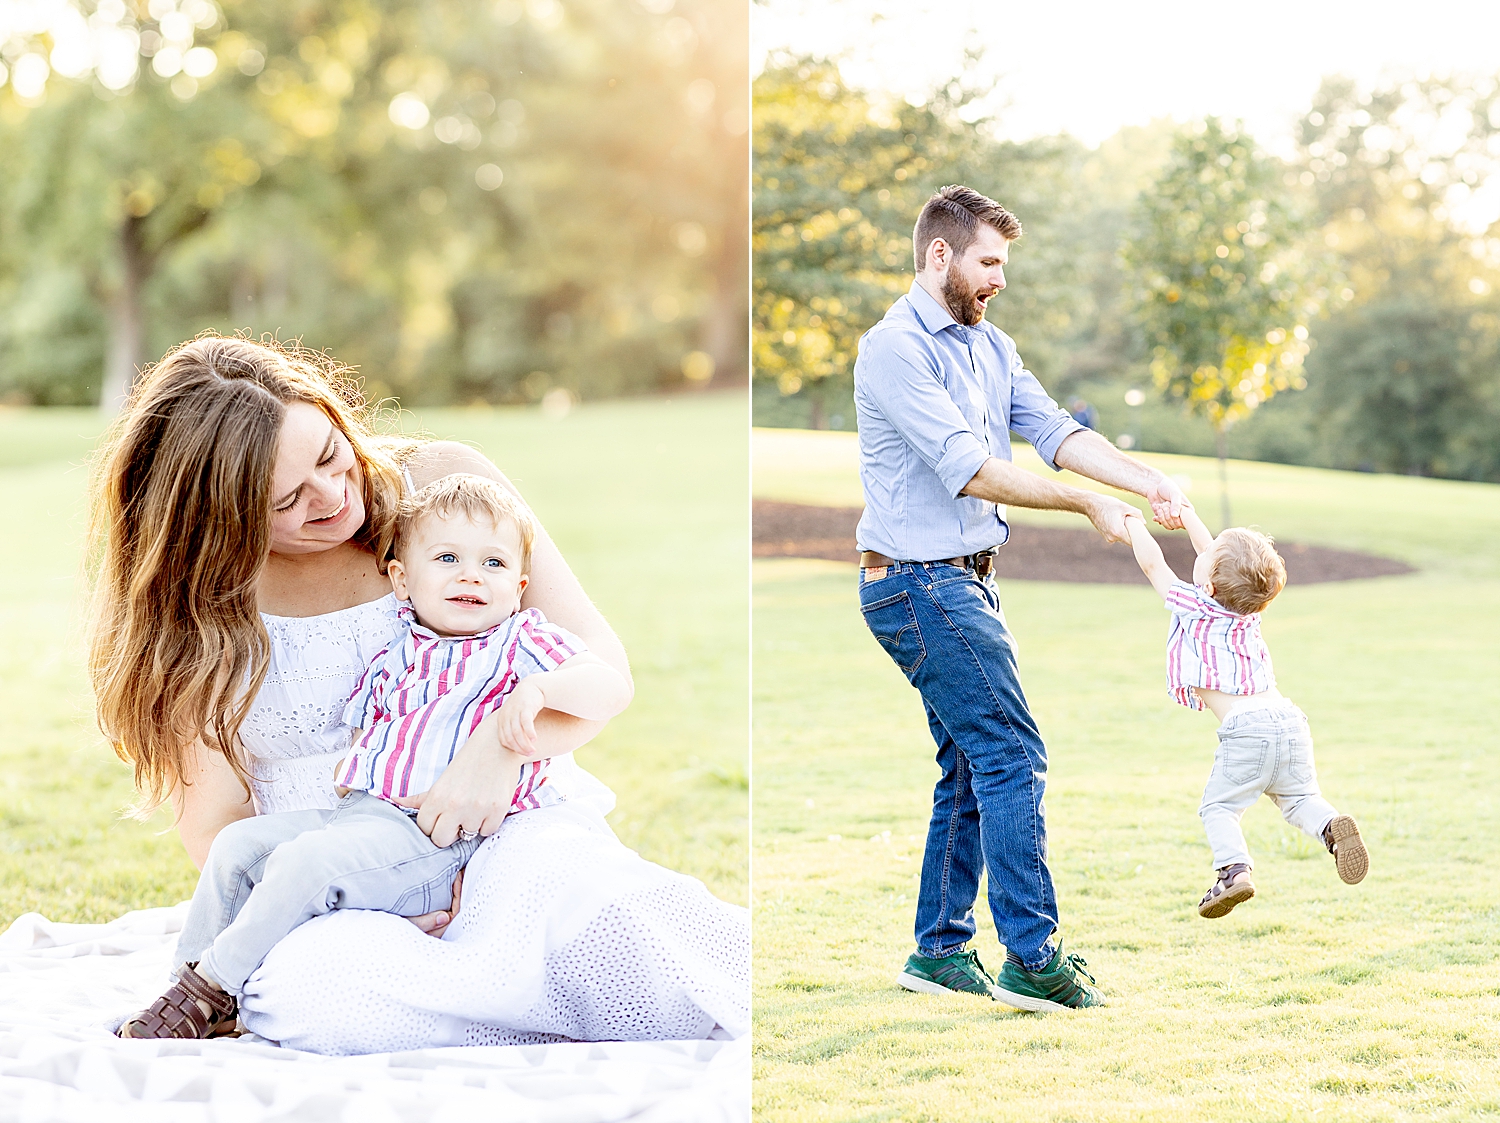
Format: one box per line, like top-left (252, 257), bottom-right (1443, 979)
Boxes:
top-left (859, 562), bottom-right (1058, 971)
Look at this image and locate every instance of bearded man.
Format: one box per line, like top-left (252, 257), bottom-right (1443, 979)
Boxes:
top-left (853, 184), bottom-right (1188, 1010)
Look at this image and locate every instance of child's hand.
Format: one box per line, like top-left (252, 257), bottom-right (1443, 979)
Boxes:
top-left (494, 679), bottom-right (545, 754)
top-left (1146, 475), bottom-right (1191, 529)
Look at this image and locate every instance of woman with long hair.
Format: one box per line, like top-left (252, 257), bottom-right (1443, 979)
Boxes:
top-left (89, 334), bottom-right (747, 1051)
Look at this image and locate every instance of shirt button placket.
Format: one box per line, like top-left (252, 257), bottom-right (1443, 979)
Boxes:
top-left (956, 325), bottom-right (990, 452)
top-left (973, 339), bottom-right (991, 451)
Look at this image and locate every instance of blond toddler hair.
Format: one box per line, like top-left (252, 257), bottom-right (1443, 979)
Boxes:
top-left (1209, 528), bottom-right (1287, 615)
top-left (394, 474), bottom-right (538, 573)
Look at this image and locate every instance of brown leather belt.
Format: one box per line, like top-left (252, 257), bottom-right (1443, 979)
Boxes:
top-left (860, 549), bottom-right (996, 577)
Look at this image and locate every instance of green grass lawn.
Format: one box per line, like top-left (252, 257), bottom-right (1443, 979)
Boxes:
top-left (753, 428), bottom-right (1500, 1122)
top-left (0, 393), bottom-right (748, 927)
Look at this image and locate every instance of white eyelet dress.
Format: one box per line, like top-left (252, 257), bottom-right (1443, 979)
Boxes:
top-left (233, 595), bottom-right (750, 1054)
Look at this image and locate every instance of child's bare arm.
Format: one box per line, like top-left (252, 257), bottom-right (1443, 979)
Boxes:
top-left (525, 652), bottom-right (631, 721)
top-left (1124, 510), bottom-right (1178, 600)
top-left (493, 653), bottom-right (631, 755)
top-left (1181, 505), bottom-right (1215, 555)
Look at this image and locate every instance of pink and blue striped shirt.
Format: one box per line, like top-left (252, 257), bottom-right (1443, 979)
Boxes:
top-left (1164, 580), bottom-right (1276, 711)
top-left (338, 605), bottom-right (584, 808)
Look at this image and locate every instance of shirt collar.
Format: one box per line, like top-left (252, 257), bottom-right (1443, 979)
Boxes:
top-left (1187, 583), bottom-right (1249, 620)
top-left (401, 601), bottom-right (511, 644)
top-left (906, 279), bottom-right (960, 336)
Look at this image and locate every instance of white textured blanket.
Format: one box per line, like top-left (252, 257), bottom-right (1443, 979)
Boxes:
top-left (0, 905), bottom-right (748, 1122)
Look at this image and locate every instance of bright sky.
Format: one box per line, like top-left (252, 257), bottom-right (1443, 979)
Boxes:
top-left (753, 0), bottom-right (1500, 153)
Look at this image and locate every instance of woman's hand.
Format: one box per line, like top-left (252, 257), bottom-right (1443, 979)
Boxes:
top-left (393, 721), bottom-right (527, 847)
top-left (407, 868), bottom-right (464, 938)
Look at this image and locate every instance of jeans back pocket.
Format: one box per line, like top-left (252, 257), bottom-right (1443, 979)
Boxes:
top-left (860, 590), bottom-right (926, 677)
top-left (1215, 728), bottom-right (1270, 786)
top-left (1285, 716), bottom-right (1317, 785)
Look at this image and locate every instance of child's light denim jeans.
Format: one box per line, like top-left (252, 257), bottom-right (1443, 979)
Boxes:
top-left (1200, 693), bottom-right (1339, 869)
top-left (175, 790), bottom-right (481, 997)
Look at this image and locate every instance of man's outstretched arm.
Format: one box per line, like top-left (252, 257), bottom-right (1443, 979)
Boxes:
top-left (1052, 430), bottom-right (1189, 529)
top-left (960, 457), bottom-right (1138, 543)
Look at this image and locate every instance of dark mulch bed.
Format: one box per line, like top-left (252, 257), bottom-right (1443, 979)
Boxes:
top-left (753, 500), bottom-right (1417, 585)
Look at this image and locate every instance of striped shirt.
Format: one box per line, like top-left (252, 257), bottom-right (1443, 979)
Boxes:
top-left (338, 606), bottom-right (584, 807)
top-left (1164, 581), bottom-right (1276, 711)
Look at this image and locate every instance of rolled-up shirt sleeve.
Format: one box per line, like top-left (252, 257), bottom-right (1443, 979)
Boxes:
top-left (862, 335), bottom-right (991, 498)
top-left (1006, 352), bottom-right (1086, 471)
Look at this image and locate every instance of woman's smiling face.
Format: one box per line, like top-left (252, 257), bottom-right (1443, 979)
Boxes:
top-left (268, 401), bottom-right (366, 555)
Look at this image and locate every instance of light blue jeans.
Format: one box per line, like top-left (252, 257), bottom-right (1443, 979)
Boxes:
top-left (1201, 697), bottom-right (1339, 869)
top-left (176, 791), bottom-right (480, 997)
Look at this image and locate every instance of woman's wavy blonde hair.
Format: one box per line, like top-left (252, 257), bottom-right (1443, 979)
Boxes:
top-left (89, 334), bottom-right (413, 813)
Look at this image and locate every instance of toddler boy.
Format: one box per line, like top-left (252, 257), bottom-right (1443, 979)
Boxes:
top-left (120, 474), bottom-right (630, 1038)
top-left (1122, 505), bottom-right (1367, 918)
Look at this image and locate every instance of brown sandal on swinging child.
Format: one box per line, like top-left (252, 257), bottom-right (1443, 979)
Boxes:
top-left (1197, 862), bottom-right (1256, 919)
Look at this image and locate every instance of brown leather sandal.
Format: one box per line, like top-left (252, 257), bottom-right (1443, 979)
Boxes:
top-left (117, 963), bottom-right (239, 1040)
top-left (1198, 863), bottom-right (1256, 919)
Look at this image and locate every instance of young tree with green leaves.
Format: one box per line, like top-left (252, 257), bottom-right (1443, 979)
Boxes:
top-left (1122, 118), bottom-right (1313, 527)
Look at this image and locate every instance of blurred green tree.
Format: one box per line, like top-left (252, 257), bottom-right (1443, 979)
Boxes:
top-left (1121, 118), bottom-right (1313, 526)
top-left (0, 18), bottom-right (279, 407)
top-left (1305, 290), bottom-right (1500, 479)
top-left (1285, 75), bottom-right (1500, 480)
top-left (1295, 75), bottom-right (1499, 244)
top-left (1054, 117), bottom-right (1177, 393)
top-left (0, 0), bottom-right (746, 408)
top-left (752, 56), bottom-right (1084, 429)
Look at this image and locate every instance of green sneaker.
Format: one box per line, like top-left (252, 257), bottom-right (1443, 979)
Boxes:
top-left (895, 949), bottom-right (996, 999)
top-left (991, 944), bottom-right (1106, 1011)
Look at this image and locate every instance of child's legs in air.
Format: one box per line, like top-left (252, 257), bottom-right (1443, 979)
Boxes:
top-left (1200, 736), bottom-right (1277, 870)
top-left (1262, 708), bottom-right (1339, 842)
top-left (1199, 780), bottom-right (1263, 869)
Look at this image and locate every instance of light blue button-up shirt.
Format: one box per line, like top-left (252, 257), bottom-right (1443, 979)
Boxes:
top-left (853, 281), bottom-right (1084, 561)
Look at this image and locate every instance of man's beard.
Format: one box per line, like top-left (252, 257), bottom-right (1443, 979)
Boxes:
top-left (941, 268), bottom-right (986, 327)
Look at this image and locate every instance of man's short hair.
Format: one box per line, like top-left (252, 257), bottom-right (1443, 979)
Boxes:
top-left (395, 473), bottom-right (537, 573)
top-left (1210, 528), bottom-right (1287, 615)
top-left (912, 185), bottom-right (1022, 272)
